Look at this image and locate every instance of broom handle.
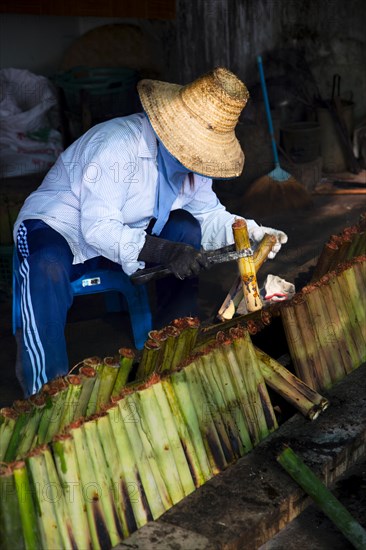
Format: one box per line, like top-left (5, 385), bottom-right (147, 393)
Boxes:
top-left (257, 55), bottom-right (280, 166)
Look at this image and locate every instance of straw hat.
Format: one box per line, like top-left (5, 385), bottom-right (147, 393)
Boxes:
top-left (137, 67), bottom-right (249, 178)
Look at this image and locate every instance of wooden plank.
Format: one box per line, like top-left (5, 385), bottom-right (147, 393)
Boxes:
top-left (0, 0), bottom-right (176, 19)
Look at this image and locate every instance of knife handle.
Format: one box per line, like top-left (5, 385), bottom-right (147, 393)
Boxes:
top-left (131, 265), bottom-right (172, 285)
top-left (130, 245), bottom-right (252, 285)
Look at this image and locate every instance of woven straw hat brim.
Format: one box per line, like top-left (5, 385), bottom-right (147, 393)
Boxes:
top-left (138, 79), bottom-right (244, 179)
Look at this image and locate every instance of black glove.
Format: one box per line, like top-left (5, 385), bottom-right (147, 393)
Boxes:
top-left (138, 235), bottom-right (210, 279)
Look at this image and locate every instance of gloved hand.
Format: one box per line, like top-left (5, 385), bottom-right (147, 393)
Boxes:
top-left (163, 244), bottom-right (210, 279)
top-left (138, 235), bottom-right (210, 279)
top-left (248, 224), bottom-right (288, 259)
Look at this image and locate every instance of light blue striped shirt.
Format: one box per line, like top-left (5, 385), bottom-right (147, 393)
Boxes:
top-left (14, 113), bottom-right (257, 275)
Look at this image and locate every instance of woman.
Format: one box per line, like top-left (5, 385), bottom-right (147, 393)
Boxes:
top-left (13, 67), bottom-right (287, 396)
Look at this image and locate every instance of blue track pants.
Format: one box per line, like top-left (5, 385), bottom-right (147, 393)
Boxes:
top-left (15, 210), bottom-right (201, 396)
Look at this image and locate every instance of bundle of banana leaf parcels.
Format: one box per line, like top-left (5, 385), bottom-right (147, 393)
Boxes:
top-left (281, 212), bottom-right (366, 391)
top-left (1, 214), bottom-right (365, 549)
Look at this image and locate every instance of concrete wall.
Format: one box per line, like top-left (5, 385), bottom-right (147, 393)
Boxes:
top-left (0, 14), bottom-right (177, 80)
top-left (0, 14), bottom-right (78, 75)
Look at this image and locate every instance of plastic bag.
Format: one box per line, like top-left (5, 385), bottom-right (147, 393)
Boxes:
top-left (0, 68), bottom-right (63, 177)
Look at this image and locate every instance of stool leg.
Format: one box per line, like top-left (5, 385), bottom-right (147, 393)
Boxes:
top-left (123, 286), bottom-right (152, 350)
top-left (104, 291), bottom-right (124, 313)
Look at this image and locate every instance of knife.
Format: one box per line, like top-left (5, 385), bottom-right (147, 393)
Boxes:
top-left (131, 245), bottom-right (253, 285)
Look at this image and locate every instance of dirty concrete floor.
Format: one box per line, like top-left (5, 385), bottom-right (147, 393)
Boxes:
top-left (1, 191), bottom-right (365, 407)
top-left (260, 458), bottom-right (366, 550)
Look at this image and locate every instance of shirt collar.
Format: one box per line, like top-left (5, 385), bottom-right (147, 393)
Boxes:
top-left (138, 114), bottom-right (158, 159)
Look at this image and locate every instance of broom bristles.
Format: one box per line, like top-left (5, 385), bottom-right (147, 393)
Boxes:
top-left (243, 173), bottom-right (313, 216)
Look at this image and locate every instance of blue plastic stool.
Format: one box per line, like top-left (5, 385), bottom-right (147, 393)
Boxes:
top-left (12, 251), bottom-right (152, 350)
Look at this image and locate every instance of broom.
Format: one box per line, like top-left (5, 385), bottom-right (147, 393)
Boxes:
top-left (244, 56), bottom-right (312, 215)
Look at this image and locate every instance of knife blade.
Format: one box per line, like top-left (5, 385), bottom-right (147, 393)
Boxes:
top-left (131, 245), bottom-right (253, 285)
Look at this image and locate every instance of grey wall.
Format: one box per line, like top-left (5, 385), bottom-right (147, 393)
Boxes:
top-left (174, 0), bottom-right (366, 201)
top-left (0, 14), bottom-right (177, 80)
top-left (176, 0), bottom-right (366, 121)
top-left (1, 1), bottom-right (364, 189)
top-left (1, 2), bottom-right (364, 121)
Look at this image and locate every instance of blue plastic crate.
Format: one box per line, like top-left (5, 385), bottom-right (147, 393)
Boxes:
top-left (51, 66), bottom-right (139, 117)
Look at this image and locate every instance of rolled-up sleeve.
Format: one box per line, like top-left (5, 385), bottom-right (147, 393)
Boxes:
top-left (183, 175), bottom-right (258, 250)
top-left (79, 139), bottom-right (146, 275)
